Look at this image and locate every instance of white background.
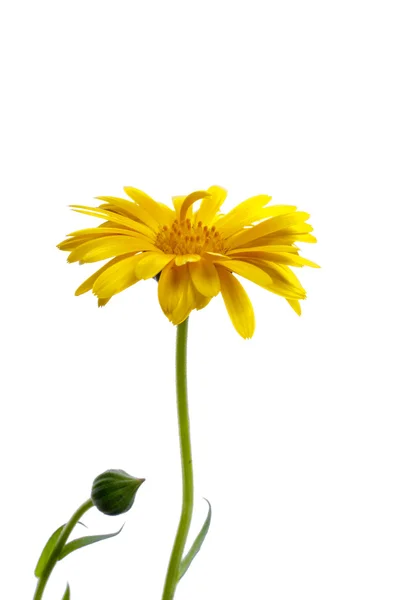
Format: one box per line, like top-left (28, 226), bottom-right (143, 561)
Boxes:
top-left (1, 1), bottom-right (397, 599)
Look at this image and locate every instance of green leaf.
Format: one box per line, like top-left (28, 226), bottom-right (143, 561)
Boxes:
top-left (34, 522), bottom-right (87, 578)
top-left (179, 499), bottom-right (212, 580)
top-left (35, 524), bottom-right (65, 577)
top-left (62, 583), bottom-right (70, 600)
top-left (59, 525), bottom-right (124, 560)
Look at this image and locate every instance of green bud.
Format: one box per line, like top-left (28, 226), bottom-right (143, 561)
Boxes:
top-left (91, 469), bottom-right (145, 516)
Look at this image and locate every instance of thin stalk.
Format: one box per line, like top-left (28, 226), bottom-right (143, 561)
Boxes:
top-left (161, 318), bottom-right (194, 600)
top-left (33, 498), bottom-right (93, 600)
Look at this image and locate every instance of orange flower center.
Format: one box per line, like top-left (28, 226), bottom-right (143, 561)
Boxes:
top-left (156, 218), bottom-right (225, 256)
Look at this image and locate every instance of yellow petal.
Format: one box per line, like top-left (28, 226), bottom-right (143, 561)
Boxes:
top-left (222, 206), bottom-right (299, 239)
top-left (172, 195), bottom-right (193, 220)
top-left (189, 259), bottom-right (220, 297)
top-left (222, 205), bottom-right (298, 239)
top-left (68, 236), bottom-right (157, 263)
top-left (287, 299), bottom-right (301, 315)
top-left (158, 263), bottom-right (196, 324)
top-left (192, 286), bottom-right (212, 310)
top-left (262, 252), bottom-right (320, 268)
top-left (269, 262), bottom-right (307, 291)
top-left (134, 252), bottom-right (175, 280)
top-left (227, 212), bottom-right (310, 249)
top-left (252, 204), bottom-right (297, 221)
top-left (227, 245), bottom-right (299, 256)
top-left (67, 227), bottom-right (140, 238)
top-left (96, 196), bottom-right (160, 231)
top-left (158, 261), bottom-right (183, 317)
top-left (124, 187), bottom-right (175, 225)
top-left (98, 220), bottom-right (129, 229)
top-left (203, 251), bottom-right (228, 261)
top-left (75, 256), bottom-right (130, 295)
top-left (294, 233), bottom-right (317, 244)
top-left (92, 254), bottom-right (142, 298)
top-left (241, 233), bottom-right (317, 246)
top-left (58, 228), bottom-right (150, 253)
top-left (58, 235), bottom-right (101, 251)
top-left (172, 195), bottom-right (184, 217)
top-left (214, 259), bottom-right (273, 288)
top-left (174, 254), bottom-right (201, 266)
top-left (194, 185), bottom-right (228, 225)
top-left (179, 191), bottom-right (212, 222)
top-left (246, 259), bottom-right (306, 299)
top-left (272, 223), bottom-right (314, 235)
top-left (171, 275), bottom-right (196, 324)
top-left (233, 251), bottom-right (319, 269)
top-left (98, 297), bottom-right (111, 307)
top-left (217, 267), bottom-right (255, 339)
top-left (70, 206), bottom-right (156, 240)
top-left (216, 195), bottom-right (274, 236)
top-left (267, 282), bottom-right (305, 299)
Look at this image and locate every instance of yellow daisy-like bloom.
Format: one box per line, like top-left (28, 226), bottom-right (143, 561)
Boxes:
top-left (58, 185), bottom-right (318, 338)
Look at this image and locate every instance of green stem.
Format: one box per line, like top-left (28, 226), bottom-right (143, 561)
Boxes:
top-left (162, 318), bottom-right (194, 600)
top-left (33, 498), bottom-right (93, 600)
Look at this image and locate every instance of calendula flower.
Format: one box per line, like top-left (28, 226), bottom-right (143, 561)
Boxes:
top-left (57, 185), bottom-right (318, 338)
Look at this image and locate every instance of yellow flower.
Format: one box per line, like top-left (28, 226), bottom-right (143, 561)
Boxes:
top-left (58, 185), bottom-right (318, 338)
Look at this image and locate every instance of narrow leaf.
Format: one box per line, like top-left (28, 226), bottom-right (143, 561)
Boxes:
top-left (35, 524), bottom-right (65, 577)
top-left (34, 522), bottom-right (87, 577)
top-left (59, 525), bottom-right (124, 560)
top-left (179, 499), bottom-right (212, 580)
top-left (62, 583), bottom-right (70, 599)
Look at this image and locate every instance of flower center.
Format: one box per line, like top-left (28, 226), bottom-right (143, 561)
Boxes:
top-left (156, 219), bottom-right (225, 256)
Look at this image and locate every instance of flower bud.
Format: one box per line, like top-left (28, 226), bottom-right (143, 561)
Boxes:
top-left (91, 469), bottom-right (145, 516)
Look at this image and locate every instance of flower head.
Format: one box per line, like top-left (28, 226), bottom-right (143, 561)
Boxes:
top-left (58, 186), bottom-right (318, 337)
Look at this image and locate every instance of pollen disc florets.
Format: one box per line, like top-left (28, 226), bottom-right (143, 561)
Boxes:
top-left (156, 218), bottom-right (225, 255)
